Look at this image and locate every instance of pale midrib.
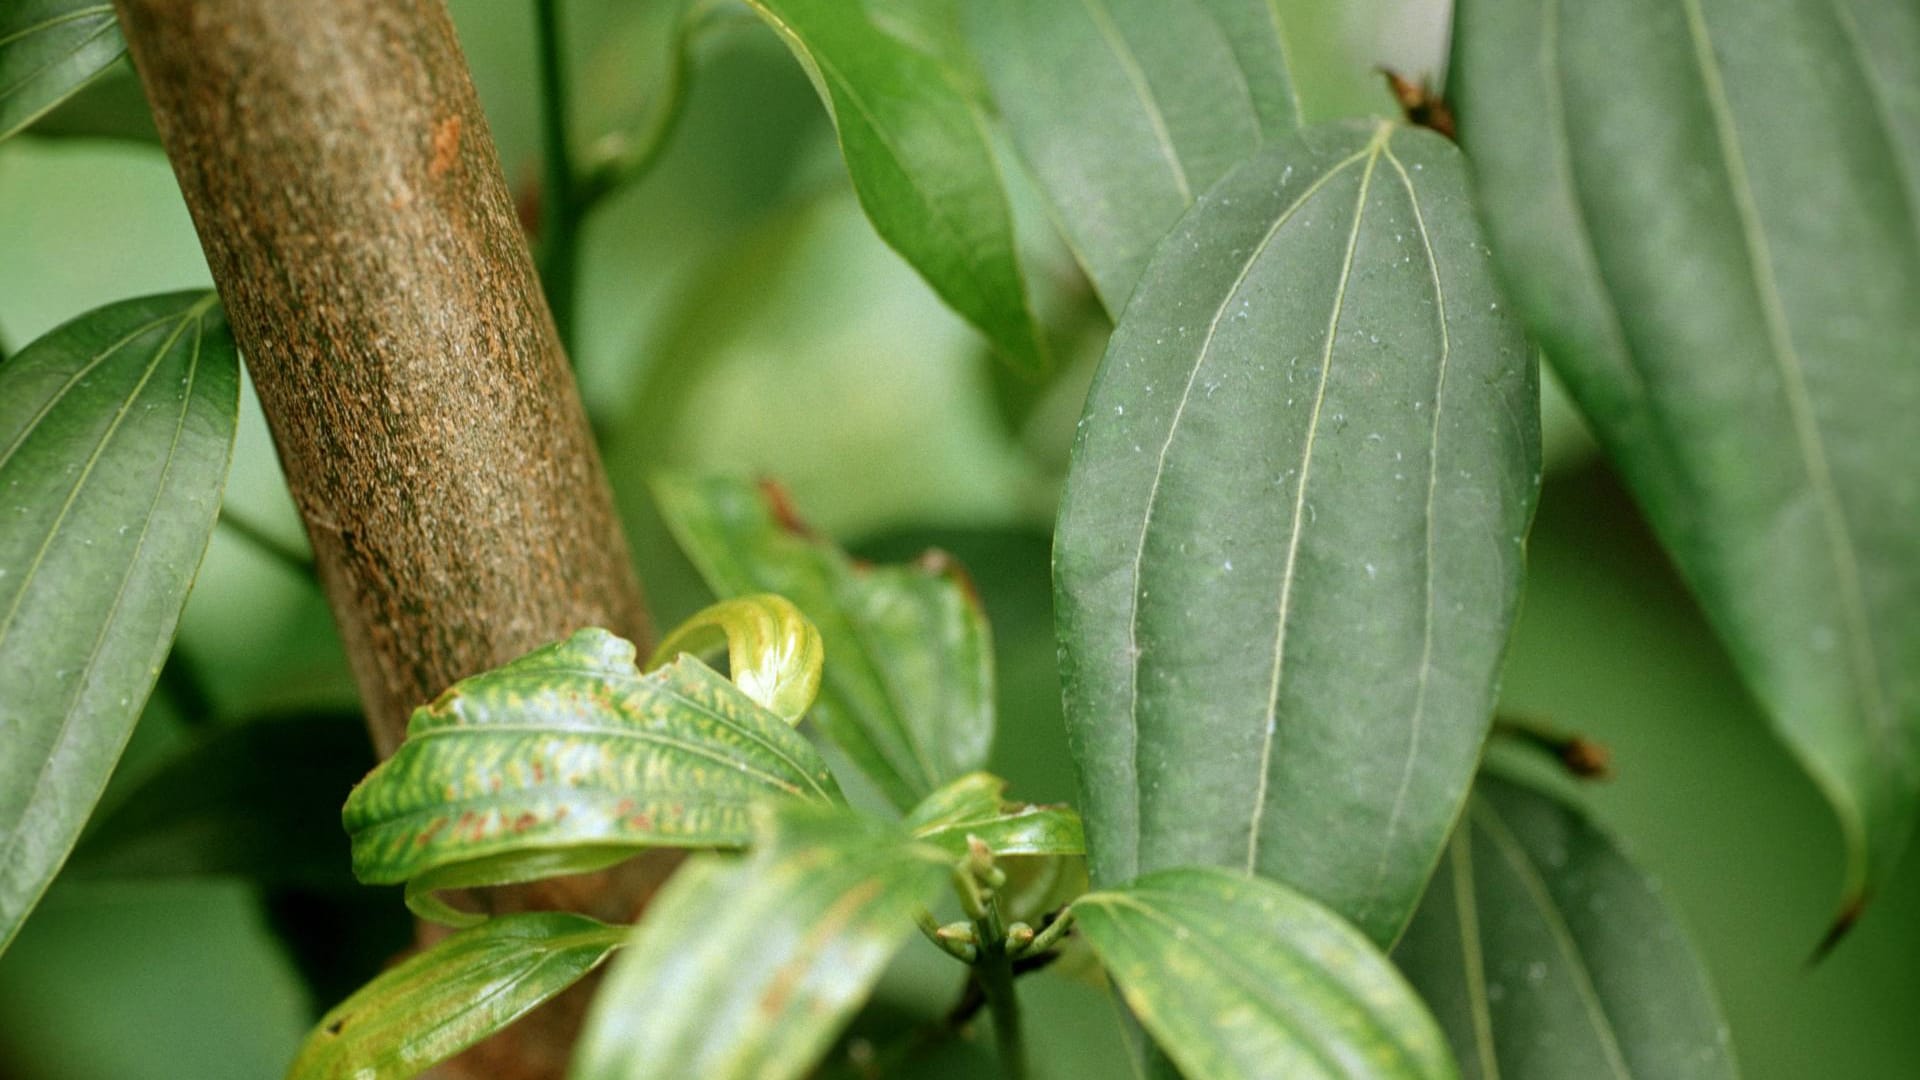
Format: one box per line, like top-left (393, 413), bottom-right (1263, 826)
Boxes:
top-left (0, 12), bottom-right (118, 108)
top-left (1364, 143), bottom-right (1449, 908)
top-left (0, 5), bottom-right (112, 50)
top-left (1079, 0), bottom-right (1192, 202)
top-left (1082, 891), bottom-right (1351, 1076)
top-left (1246, 124), bottom-right (1390, 873)
top-left (1678, 0), bottom-right (1897, 783)
top-left (1473, 803), bottom-right (1632, 1079)
top-left (1825, 0), bottom-right (1920, 235)
top-left (405, 722), bottom-right (820, 801)
top-left (1255, 0), bottom-right (1305, 122)
top-left (1449, 828), bottom-right (1501, 1080)
top-left (0, 311), bottom-right (183, 472)
top-left (1118, 134), bottom-right (1381, 883)
top-left (0, 310), bottom-right (205, 930)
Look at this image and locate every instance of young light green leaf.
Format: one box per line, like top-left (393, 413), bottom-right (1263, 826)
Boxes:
top-left (1450, 0), bottom-right (1920, 919)
top-left (647, 594), bottom-right (824, 724)
top-left (67, 709), bottom-right (372, 889)
top-left (1394, 776), bottom-right (1737, 1079)
top-left (655, 475), bottom-right (994, 811)
top-left (342, 628), bottom-right (843, 925)
top-left (904, 771), bottom-right (1085, 859)
top-left (1075, 868), bottom-right (1457, 1080)
top-left (287, 912), bottom-right (625, 1080)
top-left (0, 0), bottom-right (126, 141)
top-left (742, 0), bottom-right (1047, 373)
top-left (0, 291), bottom-right (239, 957)
top-left (571, 804), bottom-right (948, 1080)
top-left (1053, 120), bottom-right (1539, 944)
top-left (967, 0), bottom-right (1297, 314)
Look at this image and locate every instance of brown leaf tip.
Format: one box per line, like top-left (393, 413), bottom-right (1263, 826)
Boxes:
top-left (756, 477), bottom-right (816, 538)
top-left (1379, 67), bottom-right (1457, 141)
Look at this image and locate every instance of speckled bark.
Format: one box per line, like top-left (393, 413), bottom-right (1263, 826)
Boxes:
top-left (112, 0), bottom-right (660, 1074)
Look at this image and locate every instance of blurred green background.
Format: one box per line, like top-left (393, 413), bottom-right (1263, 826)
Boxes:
top-left (1, 1), bottom-right (1913, 1077)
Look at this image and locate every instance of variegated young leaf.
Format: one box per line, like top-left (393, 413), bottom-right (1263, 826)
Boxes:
top-left (1075, 868), bottom-right (1458, 1080)
top-left (742, 0), bottom-right (1048, 373)
top-left (287, 912), bottom-right (625, 1080)
top-left (341, 628), bottom-right (843, 925)
top-left (904, 771), bottom-right (1085, 859)
top-left (0, 292), bottom-right (239, 957)
top-left (654, 474), bottom-right (994, 811)
top-left (1053, 120), bottom-right (1539, 945)
top-left (0, 1), bottom-right (126, 142)
top-left (967, 0), bottom-right (1300, 314)
top-left (571, 804), bottom-right (948, 1080)
top-left (1394, 775), bottom-right (1736, 1079)
top-left (646, 594), bottom-right (823, 724)
top-left (1450, 0), bottom-right (1920, 920)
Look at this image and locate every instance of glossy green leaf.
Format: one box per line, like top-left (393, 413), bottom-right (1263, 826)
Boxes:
top-left (743, 0), bottom-right (1047, 373)
top-left (1075, 867), bottom-right (1457, 1080)
top-left (647, 594), bottom-right (824, 724)
top-left (0, 0), bottom-right (125, 142)
top-left (655, 475), bottom-right (994, 811)
top-left (1394, 776), bottom-right (1737, 1079)
top-left (342, 628), bottom-right (843, 925)
top-left (571, 804), bottom-right (948, 1080)
top-left (1450, 0), bottom-right (1920, 913)
top-left (287, 912), bottom-right (625, 1080)
top-left (967, 0), bottom-right (1298, 314)
top-left (0, 291), bottom-right (239, 956)
top-left (67, 709), bottom-right (372, 889)
top-left (1053, 120), bottom-right (1539, 944)
top-left (903, 771), bottom-right (1085, 859)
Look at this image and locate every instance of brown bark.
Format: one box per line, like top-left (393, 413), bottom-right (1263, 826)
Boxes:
top-left (113, 0), bottom-right (661, 1073)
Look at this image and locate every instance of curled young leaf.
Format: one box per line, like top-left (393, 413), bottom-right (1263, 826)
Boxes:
top-left (655, 475), bottom-right (994, 811)
top-left (1394, 775), bottom-right (1737, 1079)
top-left (0, 292), bottom-right (239, 957)
top-left (1075, 868), bottom-right (1457, 1080)
top-left (646, 593), bottom-right (824, 724)
top-left (286, 912), bottom-right (625, 1080)
top-left (342, 628), bottom-right (843, 925)
top-left (904, 771), bottom-right (1085, 859)
top-left (571, 804), bottom-right (948, 1080)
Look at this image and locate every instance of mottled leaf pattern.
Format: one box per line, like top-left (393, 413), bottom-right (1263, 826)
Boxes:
top-left (744, 0), bottom-right (1047, 372)
top-left (571, 804), bottom-right (948, 1080)
top-left (0, 0), bottom-right (126, 142)
top-left (1053, 120), bottom-right (1539, 944)
top-left (287, 913), bottom-right (625, 1080)
top-left (0, 292), bottom-right (239, 956)
top-left (1394, 776), bottom-right (1737, 1079)
top-left (647, 594), bottom-right (823, 724)
top-left (1075, 868), bottom-right (1457, 1080)
top-left (655, 475), bottom-right (994, 810)
top-left (1451, 0), bottom-right (1920, 913)
top-left (904, 771), bottom-right (1085, 858)
top-left (342, 628), bottom-right (842, 924)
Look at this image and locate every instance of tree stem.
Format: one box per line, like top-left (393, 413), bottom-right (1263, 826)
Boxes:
top-left (975, 943), bottom-right (1029, 1080)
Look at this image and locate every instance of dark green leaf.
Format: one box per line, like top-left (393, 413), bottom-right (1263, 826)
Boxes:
top-left (1450, 0), bottom-right (1920, 913)
top-left (967, 0), bottom-right (1298, 313)
top-left (655, 475), bottom-right (994, 811)
top-left (903, 771), bottom-right (1085, 858)
top-left (1394, 776), bottom-right (1737, 1079)
top-left (571, 804), bottom-right (948, 1080)
top-left (287, 912), bottom-right (624, 1080)
top-left (1053, 121), bottom-right (1539, 944)
top-left (341, 628), bottom-right (843, 925)
top-left (743, 0), bottom-right (1048, 372)
top-left (1075, 867), bottom-right (1457, 1080)
top-left (0, 291), bottom-right (240, 956)
top-left (0, 1), bottom-right (125, 142)
top-left (647, 594), bottom-right (824, 724)
top-left (67, 709), bottom-right (372, 889)
top-left (14, 58), bottom-right (156, 142)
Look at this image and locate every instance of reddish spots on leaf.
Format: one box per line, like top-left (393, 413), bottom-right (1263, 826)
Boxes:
top-left (416, 817), bottom-right (449, 846)
top-left (531, 761), bottom-right (546, 783)
top-left (627, 812), bottom-right (654, 831)
top-left (614, 798), bottom-right (636, 818)
top-left (429, 114), bottom-right (463, 178)
top-left (512, 812), bottom-right (539, 834)
top-left (554, 806), bottom-right (570, 822)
